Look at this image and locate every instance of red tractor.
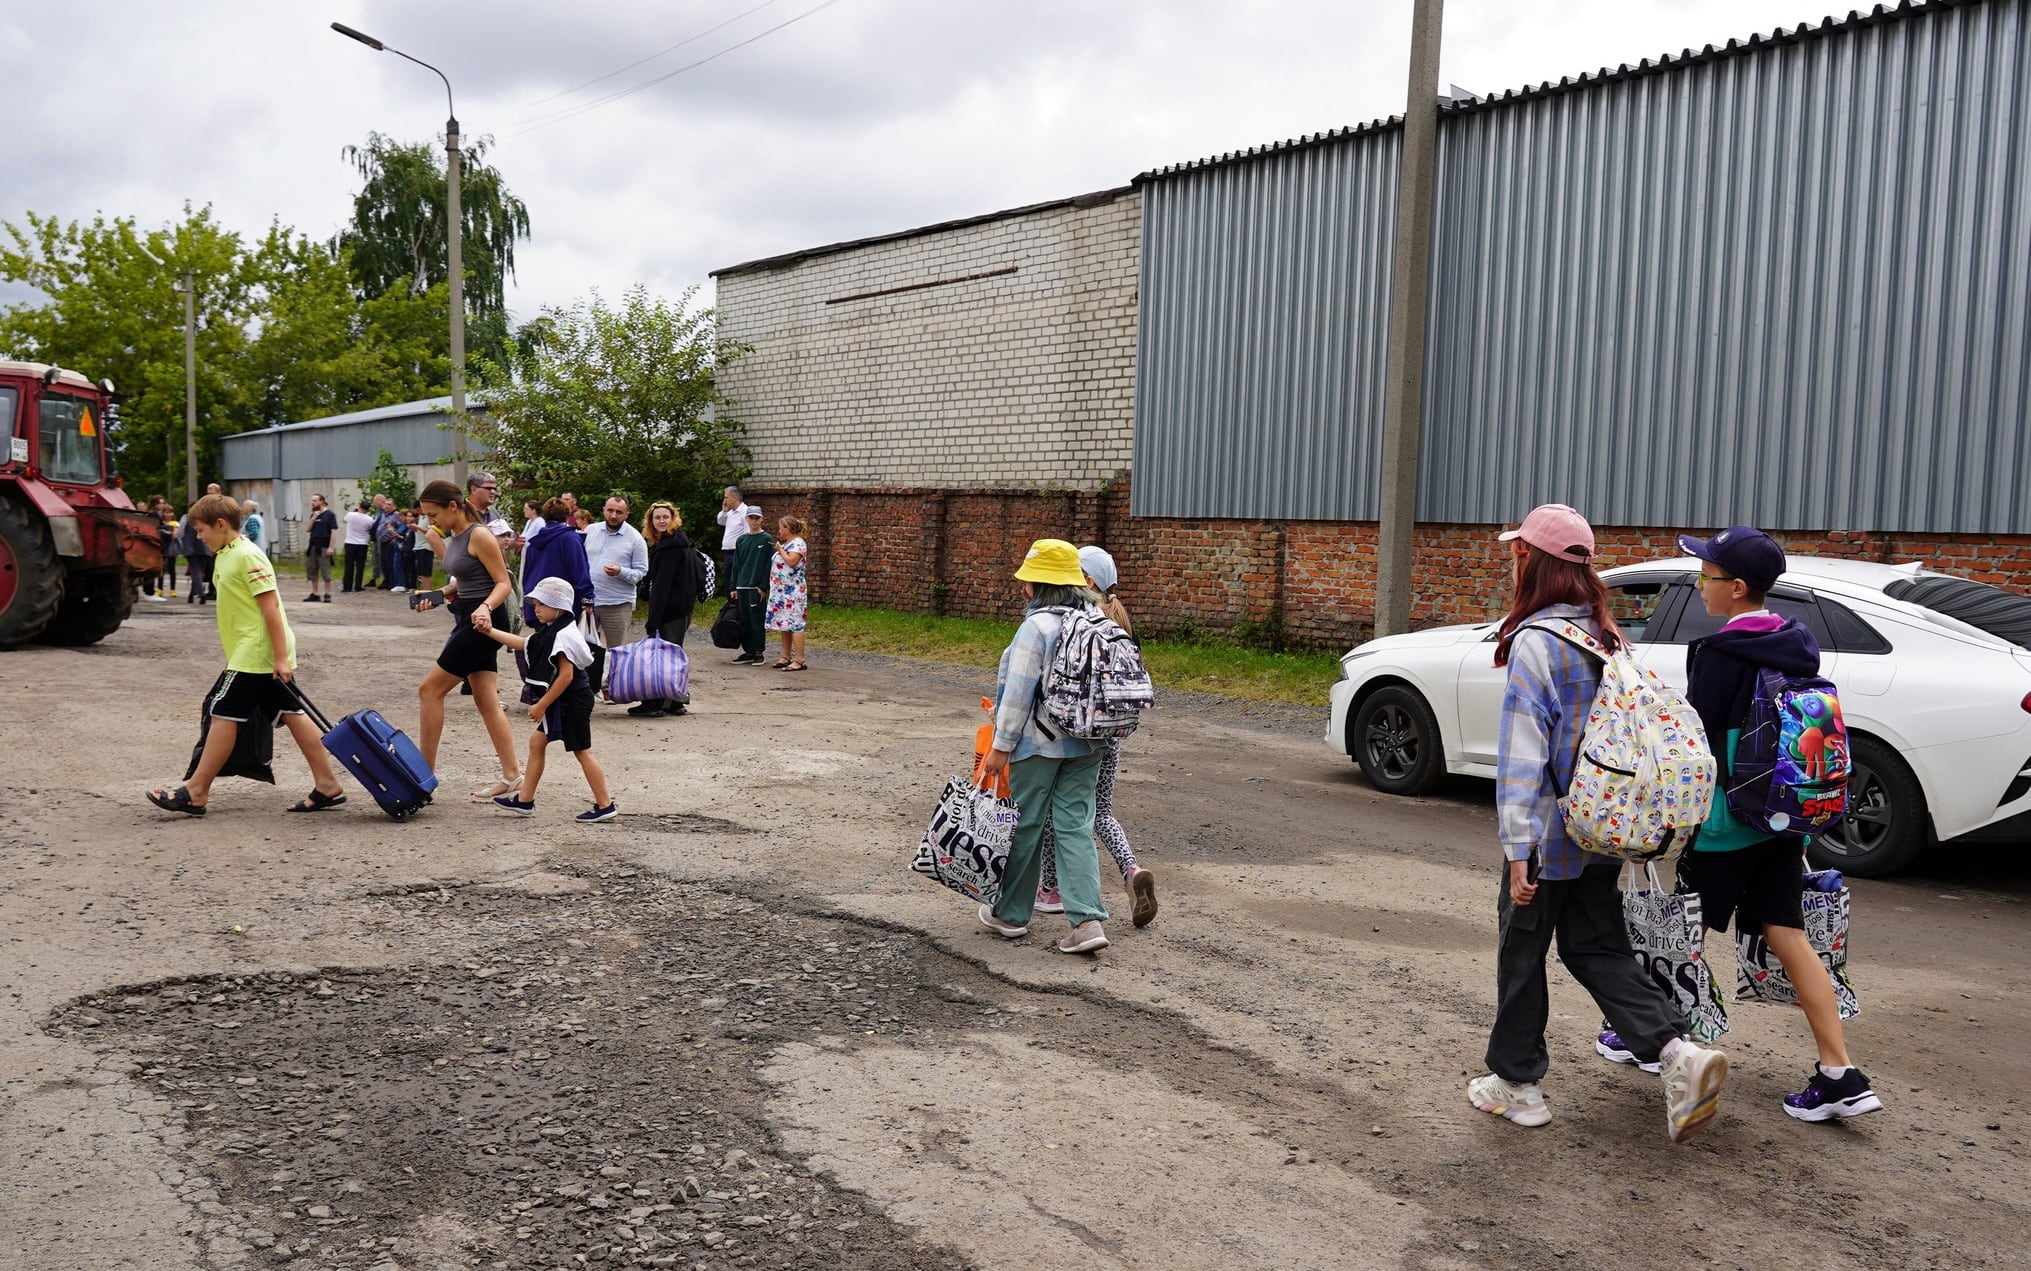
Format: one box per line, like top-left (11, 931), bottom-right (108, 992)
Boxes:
top-left (0, 360), bottom-right (165, 648)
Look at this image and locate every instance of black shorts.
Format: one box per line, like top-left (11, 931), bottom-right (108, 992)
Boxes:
top-left (538, 690), bottom-right (595, 753)
top-left (1679, 838), bottom-right (1807, 934)
top-left (436, 615), bottom-right (502, 679)
top-left (206, 671), bottom-right (306, 726)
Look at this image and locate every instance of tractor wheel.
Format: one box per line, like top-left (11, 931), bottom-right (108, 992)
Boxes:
top-left (36, 565), bottom-right (135, 647)
top-left (0, 499), bottom-right (65, 649)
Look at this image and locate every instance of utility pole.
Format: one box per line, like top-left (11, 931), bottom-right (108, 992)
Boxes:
top-left (1374, 0), bottom-right (1445, 638)
top-left (331, 21), bottom-right (469, 485)
top-left (181, 270), bottom-right (197, 506)
top-left (445, 114), bottom-right (468, 487)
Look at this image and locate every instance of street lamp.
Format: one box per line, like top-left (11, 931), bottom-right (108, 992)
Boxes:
top-left (331, 20), bottom-right (469, 485)
top-left (136, 239), bottom-right (198, 505)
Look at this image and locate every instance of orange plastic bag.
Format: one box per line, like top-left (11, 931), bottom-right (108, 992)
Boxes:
top-left (972, 696), bottom-right (1010, 799)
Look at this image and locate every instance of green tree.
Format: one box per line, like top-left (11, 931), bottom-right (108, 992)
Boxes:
top-left (361, 446), bottom-right (418, 509)
top-left (331, 132), bottom-right (531, 321)
top-left (470, 286), bottom-right (750, 536)
top-left (1, 205), bottom-right (463, 503)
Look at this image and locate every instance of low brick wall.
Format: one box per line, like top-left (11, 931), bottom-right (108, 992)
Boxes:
top-left (747, 479), bottom-right (2031, 648)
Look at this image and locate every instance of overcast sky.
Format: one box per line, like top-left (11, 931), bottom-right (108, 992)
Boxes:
top-left (7, 0), bottom-right (1853, 323)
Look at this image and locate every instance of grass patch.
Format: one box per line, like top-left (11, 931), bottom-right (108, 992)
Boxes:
top-left (805, 602), bottom-right (1340, 706)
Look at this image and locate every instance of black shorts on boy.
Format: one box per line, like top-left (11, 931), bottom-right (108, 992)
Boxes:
top-left (538, 691), bottom-right (595, 753)
top-left (1677, 839), bottom-right (1807, 934)
top-left (206, 671), bottom-right (306, 726)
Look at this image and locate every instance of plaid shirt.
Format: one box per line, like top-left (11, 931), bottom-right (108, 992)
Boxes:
top-left (992, 607), bottom-right (1094, 762)
top-left (1496, 604), bottom-right (1606, 881)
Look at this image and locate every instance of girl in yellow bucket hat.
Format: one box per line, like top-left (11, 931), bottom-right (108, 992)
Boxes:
top-left (977, 540), bottom-right (1112, 954)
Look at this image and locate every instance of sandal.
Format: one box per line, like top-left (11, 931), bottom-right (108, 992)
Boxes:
top-left (471, 778), bottom-right (519, 802)
top-left (288, 788), bottom-right (348, 813)
top-left (770, 658), bottom-right (792, 669)
top-left (785, 661), bottom-right (808, 672)
top-left (147, 786), bottom-right (207, 816)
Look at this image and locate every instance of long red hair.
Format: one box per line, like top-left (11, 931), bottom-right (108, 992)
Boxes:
top-left (1494, 546), bottom-right (1625, 665)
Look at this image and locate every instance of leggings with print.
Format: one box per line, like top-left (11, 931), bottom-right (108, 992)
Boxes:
top-left (1039, 739), bottom-right (1137, 892)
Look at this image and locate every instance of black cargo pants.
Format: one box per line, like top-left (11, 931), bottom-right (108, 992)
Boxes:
top-left (1485, 858), bottom-right (1686, 1084)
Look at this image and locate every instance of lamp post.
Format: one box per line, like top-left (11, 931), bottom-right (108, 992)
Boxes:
top-left (331, 21), bottom-right (469, 486)
top-left (136, 240), bottom-right (198, 505)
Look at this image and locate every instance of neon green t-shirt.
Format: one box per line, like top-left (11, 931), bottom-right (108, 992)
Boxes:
top-left (213, 535), bottom-right (295, 673)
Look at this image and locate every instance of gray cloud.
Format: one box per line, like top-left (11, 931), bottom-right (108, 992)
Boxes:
top-left (5, 0), bottom-right (1848, 326)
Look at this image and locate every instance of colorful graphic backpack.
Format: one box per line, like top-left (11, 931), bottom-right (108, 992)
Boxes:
top-left (1035, 605), bottom-right (1155, 741)
top-left (1725, 670), bottom-right (1849, 836)
top-left (1528, 620), bottom-right (1717, 863)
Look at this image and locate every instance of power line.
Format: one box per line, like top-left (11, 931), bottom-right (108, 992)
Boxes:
top-left (512, 0), bottom-right (851, 136)
top-left (507, 0), bottom-right (788, 119)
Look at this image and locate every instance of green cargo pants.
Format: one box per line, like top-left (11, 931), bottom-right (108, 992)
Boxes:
top-left (992, 750), bottom-right (1108, 929)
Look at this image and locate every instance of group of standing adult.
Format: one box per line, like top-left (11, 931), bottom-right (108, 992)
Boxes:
top-left (715, 486), bottom-right (809, 670)
top-left (136, 485), bottom-right (264, 604)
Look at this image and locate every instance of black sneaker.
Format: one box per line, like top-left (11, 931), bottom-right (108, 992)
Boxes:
top-left (1782, 1066), bottom-right (1882, 1122)
top-left (626, 703), bottom-right (666, 717)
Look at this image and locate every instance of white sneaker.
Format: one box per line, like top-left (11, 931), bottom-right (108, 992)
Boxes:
top-left (140, 593), bottom-right (167, 602)
top-left (1467, 1074), bottom-right (1550, 1127)
top-left (391, 586), bottom-right (408, 594)
top-left (977, 905), bottom-right (1028, 939)
top-left (1659, 1039), bottom-right (1730, 1142)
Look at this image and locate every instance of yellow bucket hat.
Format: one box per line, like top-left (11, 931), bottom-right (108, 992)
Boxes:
top-left (1014, 538), bottom-right (1086, 586)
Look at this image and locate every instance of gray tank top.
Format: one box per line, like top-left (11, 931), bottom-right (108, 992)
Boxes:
top-left (442, 525), bottom-right (494, 611)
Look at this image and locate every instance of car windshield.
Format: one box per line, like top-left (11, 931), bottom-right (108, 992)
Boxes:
top-left (37, 394), bottom-right (102, 485)
top-left (1885, 575), bottom-right (2031, 651)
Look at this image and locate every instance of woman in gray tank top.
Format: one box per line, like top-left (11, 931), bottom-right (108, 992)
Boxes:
top-left (415, 480), bottom-right (523, 800)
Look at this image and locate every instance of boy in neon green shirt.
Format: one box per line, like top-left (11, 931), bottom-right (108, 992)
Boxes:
top-left (147, 494), bottom-right (347, 816)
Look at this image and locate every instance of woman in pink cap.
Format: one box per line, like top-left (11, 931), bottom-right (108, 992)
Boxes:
top-left (1468, 503), bottom-right (1732, 1143)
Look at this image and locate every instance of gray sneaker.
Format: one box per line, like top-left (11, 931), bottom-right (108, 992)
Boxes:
top-left (1055, 921), bottom-right (1109, 954)
top-left (977, 905), bottom-right (1028, 939)
top-left (1660, 1039), bottom-right (1730, 1142)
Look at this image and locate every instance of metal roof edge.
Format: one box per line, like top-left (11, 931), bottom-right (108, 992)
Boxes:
top-left (1133, 0), bottom-right (1983, 184)
top-left (710, 185), bottom-right (1138, 278)
top-left (217, 393), bottom-right (481, 441)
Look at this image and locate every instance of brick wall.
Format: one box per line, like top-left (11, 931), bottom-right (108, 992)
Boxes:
top-left (714, 189), bottom-right (1139, 492)
top-left (747, 479), bottom-right (2031, 649)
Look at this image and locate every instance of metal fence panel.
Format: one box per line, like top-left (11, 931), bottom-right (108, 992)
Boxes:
top-left (1134, 0), bottom-right (2031, 533)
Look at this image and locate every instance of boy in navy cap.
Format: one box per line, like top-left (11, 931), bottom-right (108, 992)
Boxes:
top-left (1595, 526), bottom-right (1880, 1121)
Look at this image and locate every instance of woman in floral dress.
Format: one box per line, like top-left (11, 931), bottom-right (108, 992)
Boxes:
top-left (765, 515), bottom-right (809, 670)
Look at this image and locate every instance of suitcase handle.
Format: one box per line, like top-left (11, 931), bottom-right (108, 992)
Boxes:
top-left (282, 678), bottom-right (337, 734)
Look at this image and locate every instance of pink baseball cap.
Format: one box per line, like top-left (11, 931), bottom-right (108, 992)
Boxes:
top-left (1498, 504), bottom-right (1595, 562)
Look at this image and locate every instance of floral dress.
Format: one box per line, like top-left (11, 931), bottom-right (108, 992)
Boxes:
top-left (766, 537), bottom-right (808, 632)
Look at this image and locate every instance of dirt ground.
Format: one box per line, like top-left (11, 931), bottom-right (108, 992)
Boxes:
top-left (3, 595), bottom-right (2027, 1270)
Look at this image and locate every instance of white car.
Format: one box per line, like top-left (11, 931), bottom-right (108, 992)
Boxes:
top-left (1327, 556), bottom-right (2031, 876)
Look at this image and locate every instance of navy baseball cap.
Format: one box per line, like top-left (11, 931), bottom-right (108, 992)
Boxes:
top-left (1677, 526), bottom-right (1786, 593)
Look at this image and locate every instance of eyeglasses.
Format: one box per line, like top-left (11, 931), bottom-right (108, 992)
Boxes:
top-left (475, 484), bottom-right (498, 492)
top-left (1696, 571), bottom-right (1736, 586)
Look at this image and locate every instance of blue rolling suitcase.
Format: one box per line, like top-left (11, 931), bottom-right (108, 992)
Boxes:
top-left (288, 684), bottom-right (437, 820)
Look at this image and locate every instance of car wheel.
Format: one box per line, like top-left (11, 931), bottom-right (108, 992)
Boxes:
top-left (1806, 734), bottom-right (1929, 877)
top-left (1350, 686), bottom-right (1444, 796)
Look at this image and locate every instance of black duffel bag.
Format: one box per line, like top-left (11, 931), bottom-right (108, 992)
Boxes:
top-left (710, 598), bottom-right (743, 649)
top-left (185, 672), bottom-right (277, 784)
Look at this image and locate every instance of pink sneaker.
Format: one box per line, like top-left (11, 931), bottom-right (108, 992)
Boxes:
top-left (1034, 887), bottom-right (1065, 914)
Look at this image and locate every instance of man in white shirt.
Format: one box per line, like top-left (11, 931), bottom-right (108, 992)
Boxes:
top-left (341, 499), bottom-right (374, 593)
top-left (584, 494), bottom-right (649, 665)
top-left (715, 486), bottom-right (751, 598)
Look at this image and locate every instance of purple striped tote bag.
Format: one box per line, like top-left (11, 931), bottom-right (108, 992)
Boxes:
top-left (604, 636), bottom-right (690, 703)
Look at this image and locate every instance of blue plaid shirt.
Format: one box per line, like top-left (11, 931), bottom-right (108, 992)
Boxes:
top-left (1496, 604), bottom-right (1606, 881)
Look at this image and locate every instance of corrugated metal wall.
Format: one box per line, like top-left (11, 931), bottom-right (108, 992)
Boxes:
top-left (1134, 0), bottom-right (2031, 532)
top-left (219, 413), bottom-right (467, 482)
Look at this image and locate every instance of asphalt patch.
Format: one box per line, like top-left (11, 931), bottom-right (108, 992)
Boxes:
top-left (49, 876), bottom-right (973, 1270)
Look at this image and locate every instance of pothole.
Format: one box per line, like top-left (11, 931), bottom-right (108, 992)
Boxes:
top-left (634, 813), bottom-right (753, 836)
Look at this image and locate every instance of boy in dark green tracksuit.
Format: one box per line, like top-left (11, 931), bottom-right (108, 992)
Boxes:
top-left (728, 507), bottom-right (773, 664)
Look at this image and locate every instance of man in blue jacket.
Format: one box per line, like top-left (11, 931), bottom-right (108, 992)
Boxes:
top-left (1598, 526), bottom-right (1880, 1122)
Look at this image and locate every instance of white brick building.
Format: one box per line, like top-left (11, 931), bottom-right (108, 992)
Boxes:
top-left (712, 187), bottom-right (1139, 491)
